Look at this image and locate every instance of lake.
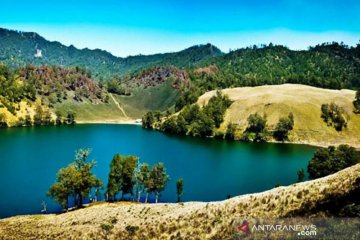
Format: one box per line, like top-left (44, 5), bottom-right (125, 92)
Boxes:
top-left (0, 124), bottom-right (316, 218)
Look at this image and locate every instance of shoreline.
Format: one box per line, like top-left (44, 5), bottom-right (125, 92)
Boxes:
top-left (3, 119), bottom-right (359, 149)
top-left (72, 121), bottom-right (360, 149)
top-left (1, 163), bottom-right (359, 239)
top-left (76, 119), bottom-right (142, 125)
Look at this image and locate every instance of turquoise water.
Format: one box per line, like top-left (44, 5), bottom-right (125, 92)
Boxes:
top-left (0, 124), bottom-right (316, 218)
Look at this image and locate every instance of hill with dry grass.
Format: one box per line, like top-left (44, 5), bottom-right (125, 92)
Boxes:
top-left (0, 163), bottom-right (359, 240)
top-left (197, 84), bottom-right (360, 148)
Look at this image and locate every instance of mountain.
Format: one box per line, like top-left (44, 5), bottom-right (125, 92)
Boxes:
top-left (1, 27), bottom-right (360, 124)
top-left (0, 28), bottom-right (223, 80)
top-left (191, 43), bottom-right (360, 92)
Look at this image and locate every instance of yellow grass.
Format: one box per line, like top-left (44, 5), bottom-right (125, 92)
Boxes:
top-left (198, 84), bottom-right (360, 148)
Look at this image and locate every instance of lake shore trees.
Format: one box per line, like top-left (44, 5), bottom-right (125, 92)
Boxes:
top-left (107, 154), bottom-right (170, 203)
top-left (49, 150), bottom-right (172, 210)
top-left (307, 145), bottom-right (360, 179)
top-left (176, 178), bottom-right (184, 203)
top-left (48, 149), bottom-right (103, 209)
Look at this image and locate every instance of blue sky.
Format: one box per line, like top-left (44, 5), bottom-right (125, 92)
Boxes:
top-left (1, 0), bottom-right (360, 57)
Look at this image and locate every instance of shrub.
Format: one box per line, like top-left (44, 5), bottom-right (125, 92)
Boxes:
top-left (273, 113), bottom-right (294, 141)
top-left (321, 103), bottom-right (347, 131)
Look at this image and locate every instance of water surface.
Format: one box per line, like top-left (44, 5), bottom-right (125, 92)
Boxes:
top-left (0, 124), bottom-right (316, 218)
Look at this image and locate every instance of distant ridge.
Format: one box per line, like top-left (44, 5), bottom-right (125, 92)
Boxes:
top-left (0, 28), bottom-right (223, 79)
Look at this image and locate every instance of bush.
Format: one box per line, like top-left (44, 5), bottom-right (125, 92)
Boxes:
top-left (273, 113), bottom-right (294, 141)
top-left (321, 103), bottom-right (347, 131)
top-left (125, 225), bottom-right (139, 236)
top-left (225, 123), bottom-right (237, 140)
top-left (160, 92), bottom-right (231, 138)
top-left (244, 113), bottom-right (268, 142)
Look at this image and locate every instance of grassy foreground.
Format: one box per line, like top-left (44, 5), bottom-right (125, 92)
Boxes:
top-left (0, 163), bottom-right (359, 240)
top-left (198, 84), bottom-right (360, 148)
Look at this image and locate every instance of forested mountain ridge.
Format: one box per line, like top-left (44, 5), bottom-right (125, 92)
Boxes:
top-left (1, 27), bottom-right (359, 92)
top-left (191, 42), bottom-right (360, 92)
top-left (0, 28), bottom-right (223, 80)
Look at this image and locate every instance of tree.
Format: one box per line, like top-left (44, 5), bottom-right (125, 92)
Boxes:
top-left (297, 168), bottom-right (305, 182)
top-left (48, 148), bottom-right (103, 209)
top-left (189, 111), bottom-right (215, 137)
top-left (161, 116), bottom-right (180, 134)
top-left (144, 166), bottom-right (153, 203)
top-left (353, 89), bottom-right (360, 113)
top-left (273, 113), bottom-right (295, 141)
top-left (66, 111), bottom-right (76, 124)
top-left (203, 91), bottom-right (232, 128)
top-left (107, 154), bottom-right (124, 201)
top-left (120, 155), bottom-right (138, 200)
top-left (245, 113), bottom-right (267, 142)
top-left (321, 103), bottom-right (347, 131)
top-left (73, 148), bottom-right (103, 208)
top-left (176, 178), bottom-right (184, 203)
top-left (149, 163), bottom-right (169, 203)
top-left (307, 145), bottom-right (360, 179)
top-left (55, 111), bottom-right (62, 125)
top-left (247, 113), bottom-right (267, 133)
top-left (136, 163), bottom-right (150, 202)
top-left (225, 123), bottom-right (237, 139)
top-left (0, 113), bottom-right (7, 128)
top-left (24, 113), bottom-right (32, 126)
top-left (47, 164), bottom-right (80, 209)
top-left (43, 109), bottom-right (52, 125)
top-left (142, 112), bottom-right (155, 129)
top-left (33, 105), bottom-right (43, 126)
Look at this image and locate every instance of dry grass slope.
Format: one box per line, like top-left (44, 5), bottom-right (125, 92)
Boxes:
top-left (0, 163), bottom-right (359, 240)
top-left (197, 84), bottom-right (360, 148)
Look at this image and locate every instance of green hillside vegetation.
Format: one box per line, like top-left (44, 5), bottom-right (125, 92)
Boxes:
top-left (143, 91), bottom-right (232, 137)
top-left (0, 64), bottom-right (186, 125)
top-left (175, 42), bottom-right (360, 108)
top-left (0, 28), bottom-right (222, 80)
top-left (195, 42), bottom-right (360, 89)
top-left (114, 79), bottom-right (181, 119)
top-left (0, 64), bottom-right (113, 126)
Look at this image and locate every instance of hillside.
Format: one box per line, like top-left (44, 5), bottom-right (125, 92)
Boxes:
top-left (197, 84), bottom-right (360, 148)
top-left (0, 163), bottom-right (359, 239)
top-left (192, 43), bottom-right (360, 91)
top-left (0, 28), bottom-right (222, 80)
top-left (0, 63), bottom-right (192, 125)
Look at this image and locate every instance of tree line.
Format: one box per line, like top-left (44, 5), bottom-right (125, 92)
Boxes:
top-left (227, 112), bottom-right (294, 142)
top-left (143, 91), bottom-right (232, 137)
top-left (0, 105), bottom-right (76, 128)
top-left (107, 154), bottom-right (170, 203)
top-left (48, 149), bottom-right (182, 211)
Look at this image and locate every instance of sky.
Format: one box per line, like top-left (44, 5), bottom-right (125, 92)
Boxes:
top-left (1, 0), bottom-right (360, 57)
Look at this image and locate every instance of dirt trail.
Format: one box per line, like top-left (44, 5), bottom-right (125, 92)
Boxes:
top-left (109, 93), bottom-right (128, 119)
